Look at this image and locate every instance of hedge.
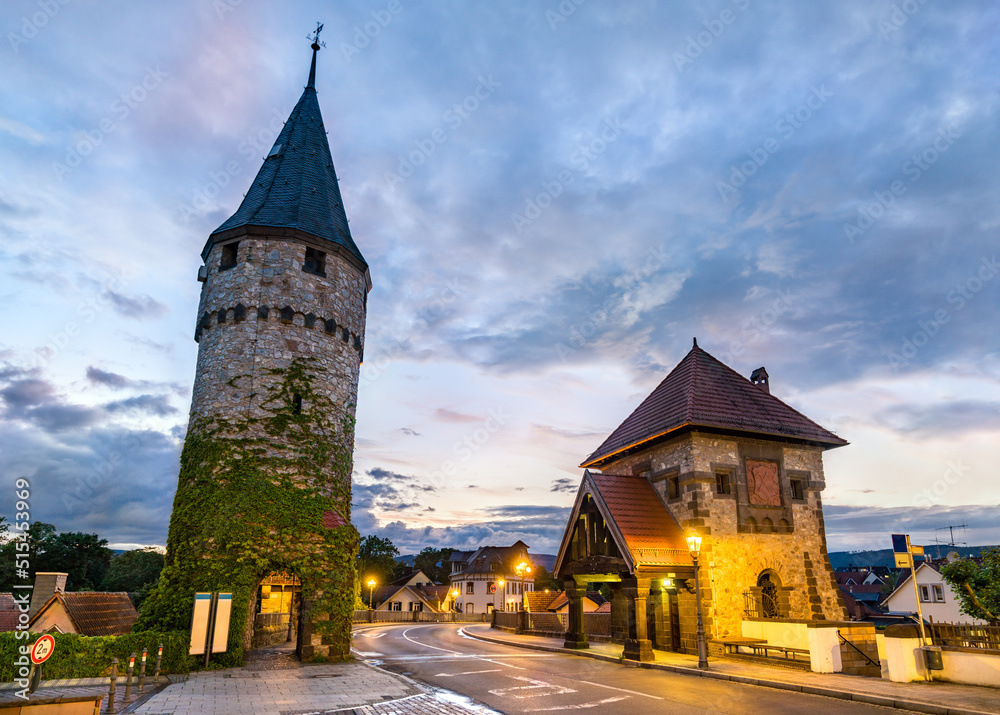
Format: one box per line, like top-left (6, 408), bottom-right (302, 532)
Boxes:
top-left (0, 631), bottom-right (197, 682)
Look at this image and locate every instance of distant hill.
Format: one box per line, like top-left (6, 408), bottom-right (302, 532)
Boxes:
top-left (829, 545), bottom-right (996, 570)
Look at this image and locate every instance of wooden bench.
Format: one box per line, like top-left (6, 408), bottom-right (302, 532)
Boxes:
top-left (719, 637), bottom-right (766, 655)
top-left (750, 644), bottom-right (810, 662)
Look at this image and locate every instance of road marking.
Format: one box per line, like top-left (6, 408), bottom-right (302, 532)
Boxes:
top-left (576, 679), bottom-right (664, 700)
top-left (374, 654), bottom-right (560, 662)
top-left (479, 658), bottom-right (525, 670)
top-left (358, 632), bottom-right (386, 638)
top-left (489, 676), bottom-right (576, 699)
top-left (401, 627), bottom-right (462, 655)
top-left (351, 650), bottom-right (384, 657)
top-left (525, 696), bottom-right (629, 711)
top-left (435, 669), bottom-right (503, 677)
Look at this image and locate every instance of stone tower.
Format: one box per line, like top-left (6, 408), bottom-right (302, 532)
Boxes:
top-left (139, 34), bottom-right (369, 662)
top-left (555, 341), bottom-right (849, 660)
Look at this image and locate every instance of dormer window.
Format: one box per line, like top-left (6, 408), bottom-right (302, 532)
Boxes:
top-left (303, 247), bottom-right (326, 277)
top-left (220, 242), bottom-right (238, 271)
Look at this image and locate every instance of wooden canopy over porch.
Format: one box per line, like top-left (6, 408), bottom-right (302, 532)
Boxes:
top-left (553, 470), bottom-right (695, 661)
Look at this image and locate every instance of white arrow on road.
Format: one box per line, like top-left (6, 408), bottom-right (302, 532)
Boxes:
top-left (489, 676), bottom-right (576, 699)
top-left (435, 669), bottom-right (502, 677)
top-left (525, 695), bottom-right (629, 711)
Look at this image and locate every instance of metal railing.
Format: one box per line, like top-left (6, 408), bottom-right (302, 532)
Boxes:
top-left (929, 622), bottom-right (1000, 649)
top-left (743, 590), bottom-right (780, 619)
top-left (837, 630), bottom-right (880, 668)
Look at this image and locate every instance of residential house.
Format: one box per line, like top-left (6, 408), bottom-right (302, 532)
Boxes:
top-left (29, 592), bottom-right (138, 636)
top-left (450, 541), bottom-right (535, 613)
top-left (884, 561), bottom-right (985, 625)
top-left (373, 570), bottom-right (456, 613)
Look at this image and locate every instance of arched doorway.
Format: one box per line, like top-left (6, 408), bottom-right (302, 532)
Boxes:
top-left (252, 572), bottom-right (302, 653)
top-left (756, 570), bottom-right (780, 618)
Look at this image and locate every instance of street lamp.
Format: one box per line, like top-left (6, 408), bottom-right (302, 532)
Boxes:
top-left (451, 589), bottom-right (459, 612)
top-left (686, 532), bottom-right (709, 670)
top-left (495, 578), bottom-right (505, 612)
top-left (367, 579), bottom-right (376, 610)
top-left (515, 562), bottom-right (531, 610)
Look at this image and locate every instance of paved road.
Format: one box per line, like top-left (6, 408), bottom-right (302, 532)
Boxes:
top-left (353, 623), bottom-right (894, 714)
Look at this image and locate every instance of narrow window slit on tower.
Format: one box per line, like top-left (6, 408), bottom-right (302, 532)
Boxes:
top-left (280, 306), bottom-right (294, 324)
top-left (324, 319), bottom-right (337, 334)
top-left (341, 327), bottom-right (349, 343)
top-left (292, 394), bottom-right (303, 414)
top-left (234, 304), bottom-right (247, 323)
top-left (217, 308), bottom-right (227, 324)
top-left (257, 306), bottom-right (270, 320)
top-left (305, 313), bottom-right (316, 328)
top-left (220, 242), bottom-right (239, 271)
top-left (303, 247), bottom-right (327, 277)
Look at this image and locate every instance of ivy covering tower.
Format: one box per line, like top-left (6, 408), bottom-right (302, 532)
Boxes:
top-left (139, 27), bottom-right (370, 662)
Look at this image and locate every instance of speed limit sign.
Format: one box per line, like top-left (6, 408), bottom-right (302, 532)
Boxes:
top-left (30, 634), bottom-right (55, 665)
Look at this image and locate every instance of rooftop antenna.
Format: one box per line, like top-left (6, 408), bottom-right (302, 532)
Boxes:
top-left (935, 524), bottom-right (969, 549)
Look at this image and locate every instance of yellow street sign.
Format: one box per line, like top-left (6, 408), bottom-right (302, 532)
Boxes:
top-left (894, 553), bottom-right (912, 568)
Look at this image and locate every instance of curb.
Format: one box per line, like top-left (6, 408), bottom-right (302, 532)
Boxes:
top-left (462, 628), bottom-right (996, 715)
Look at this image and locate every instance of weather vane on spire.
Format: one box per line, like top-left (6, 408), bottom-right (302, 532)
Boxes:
top-left (306, 22), bottom-right (325, 89)
top-left (308, 22), bottom-right (326, 51)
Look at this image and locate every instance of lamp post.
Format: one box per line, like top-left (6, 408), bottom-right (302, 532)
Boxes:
top-left (495, 578), bottom-right (505, 612)
top-left (515, 561), bottom-right (531, 610)
top-left (686, 532), bottom-right (709, 670)
top-left (367, 579), bottom-right (376, 610)
top-left (451, 589), bottom-right (459, 612)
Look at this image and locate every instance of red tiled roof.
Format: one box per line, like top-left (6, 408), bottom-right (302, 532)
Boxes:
top-left (547, 592), bottom-right (569, 611)
top-left (33, 592), bottom-right (138, 636)
top-left (524, 591), bottom-right (559, 612)
top-left (590, 473), bottom-right (691, 567)
top-left (594, 601), bottom-right (611, 613)
top-left (582, 344), bottom-right (847, 467)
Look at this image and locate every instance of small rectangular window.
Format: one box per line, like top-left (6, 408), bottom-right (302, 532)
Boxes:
top-left (919, 585), bottom-right (930, 602)
top-left (790, 479), bottom-right (805, 500)
top-left (667, 475), bottom-right (680, 499)
top-left (303, 247), bottom-right (327, 277)
top-left (715, 472), bottom-right (731, 495)
top-left (933, 585), bottom-right (945, 602)
top-left (220, 242), bottom-right (238, 271)
top-left (466, 582), bottom-right (474, 594)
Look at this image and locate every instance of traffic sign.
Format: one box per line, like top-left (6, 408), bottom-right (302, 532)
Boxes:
top-left (894, 553), bottom-right (912, 568)
top-left (30, 634), bottom-right (55, 665)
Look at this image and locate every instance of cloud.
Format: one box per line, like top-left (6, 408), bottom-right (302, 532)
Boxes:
top-left (433, 408), bottom-right (482, 424)
top-left (876, 400), bottom-right (1000, 437)
top-left (824, 504), bottom-right (1000, 553)
top-left (398, 427), bottom-right (420, 436)
top-left (104, 394), bottom-right (178, 416)
top-left (107, 292), bottom-right (170, 320)
top-left (86, 366), bottom-right (130, 388)
top-left (550, 478), bottom-right (577, 493)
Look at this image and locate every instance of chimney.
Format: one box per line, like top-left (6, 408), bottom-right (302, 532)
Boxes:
top-left (30, 572), bottom-right (68, 616)
top-left (750, 367), bottom-right (769, 393)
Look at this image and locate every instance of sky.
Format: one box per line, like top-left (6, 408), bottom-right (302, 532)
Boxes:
top-left (1, 1), bottom-right (998, 558)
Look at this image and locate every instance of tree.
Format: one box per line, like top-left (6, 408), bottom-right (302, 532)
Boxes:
top-left (533, 565), bottom-right (562, 592)
top-left (102, 548), bottom-right (165, 592)
top-left (356, 535), bottom-right (399, 590)
top-left (413, 547), bottom-right (454, 584)
top-left (941, 548), bottom-right (1000, 625)
top-left (36, 531), bottom-right (112, 590)
top-left (0, 522), bottom-right (57, 591)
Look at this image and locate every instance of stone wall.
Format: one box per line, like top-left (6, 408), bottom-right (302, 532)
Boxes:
top-left (191, 236), bottom-right (366, 434)
top-left (601, 430), bottom-right (847, 641)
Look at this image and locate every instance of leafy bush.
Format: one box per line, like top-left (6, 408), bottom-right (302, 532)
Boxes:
top-left (0, 631), bottom-right (197, 682)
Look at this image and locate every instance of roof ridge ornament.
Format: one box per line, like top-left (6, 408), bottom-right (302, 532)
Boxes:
top-left (306, 22), bottom-right (326, 89)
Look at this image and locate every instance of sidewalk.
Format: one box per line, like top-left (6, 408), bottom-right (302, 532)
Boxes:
top-left (463, 625), bottom-right (999, 715)
top-left (130, 642), bottom-right (496, 715)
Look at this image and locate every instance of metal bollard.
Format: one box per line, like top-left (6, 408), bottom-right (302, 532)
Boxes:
top-left (124, 653), bottom-right (135, 701)
top-left (105, 658), bottom-right (118, 714)
top-left (153, 643), bottom-right (163, 684)
top-left (138, 648), bottom-right (147, 692)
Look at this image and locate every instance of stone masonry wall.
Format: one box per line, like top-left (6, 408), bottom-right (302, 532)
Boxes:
top-left (191, 236), bottom-right (366, 438)
top-left (601, 431), bottom-right (847, 642)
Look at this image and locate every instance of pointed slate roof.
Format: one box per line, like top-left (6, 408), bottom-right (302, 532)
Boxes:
top-left (582, 342), bottom-right (847, 468)
top-left (207, 46), bottom-right (367, 270)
